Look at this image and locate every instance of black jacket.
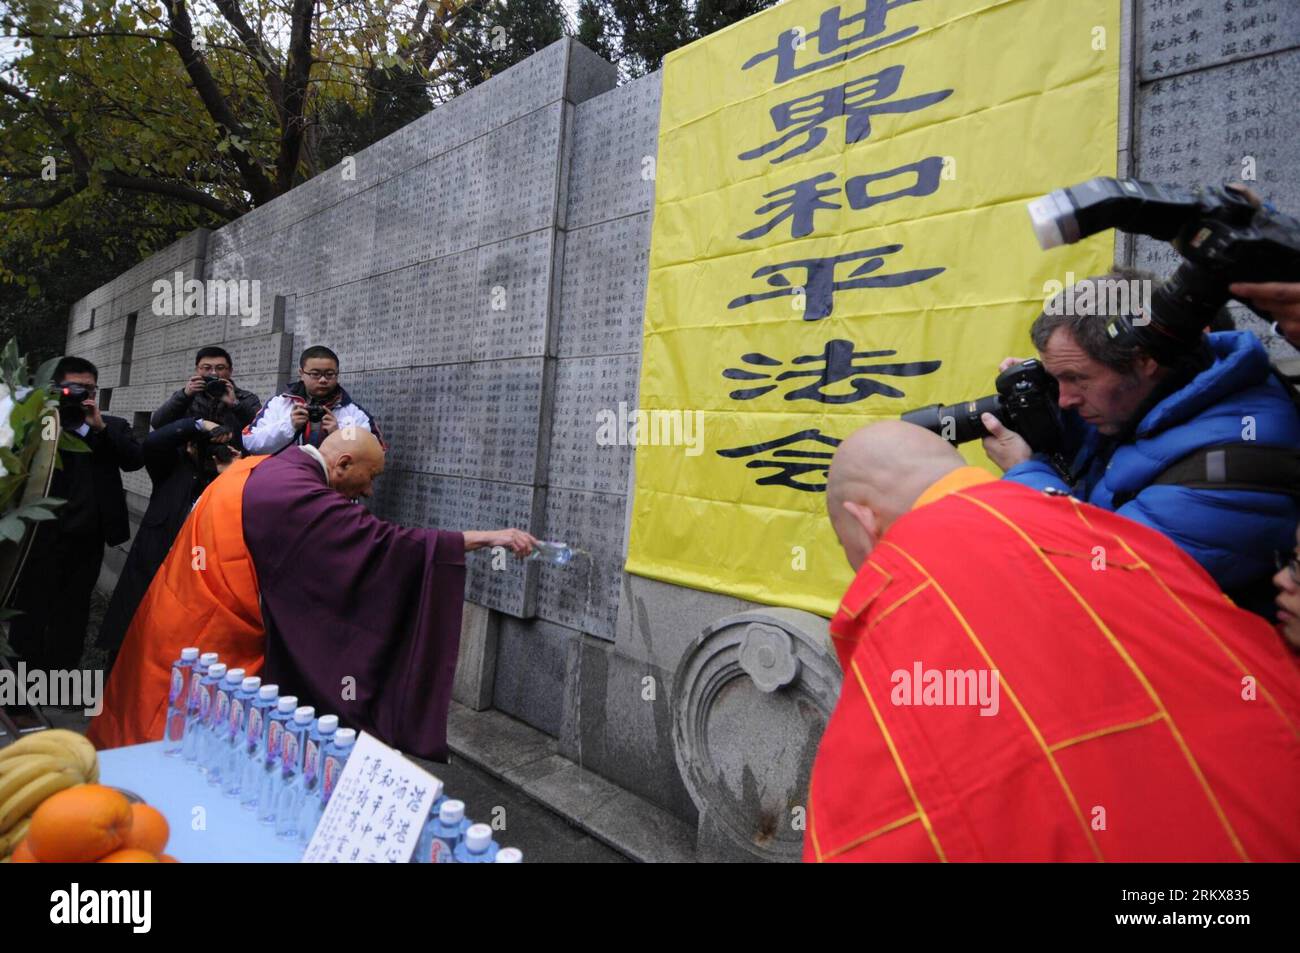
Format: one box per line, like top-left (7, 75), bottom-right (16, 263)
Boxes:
top-left (150, 383), bottom-right (261, 448)
top-left (97, 418), bottom-right (215, 653)
top-left (53, 415), bottom-right (144, 546)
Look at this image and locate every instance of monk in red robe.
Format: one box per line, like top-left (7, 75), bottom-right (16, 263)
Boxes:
top-left (807, 421), bottom-right (1300, 862)
top-left (88, 429), bottom-right (536, 759)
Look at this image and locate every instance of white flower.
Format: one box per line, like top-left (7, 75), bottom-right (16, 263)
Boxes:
top-left (0, 383), bottom-right (14, 455)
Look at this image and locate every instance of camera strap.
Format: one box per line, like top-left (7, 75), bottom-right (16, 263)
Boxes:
top-left (1115, 442), bottom-right (1300, 505)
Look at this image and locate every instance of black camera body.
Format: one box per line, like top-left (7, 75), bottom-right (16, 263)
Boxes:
top-left (201, 375), bottom-right (228, 398)
top-left (1028, 177), bottom-right (1300, 365)
top-left (306, 402), bottom-right (327, 424)
top-left (902, 360), bottom-right (1063, 457)
top-left (54, 380), bottom-right (94, 426)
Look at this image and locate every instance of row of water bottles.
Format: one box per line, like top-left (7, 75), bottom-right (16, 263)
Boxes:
top-left (162, 647), bottom-right (522, 862)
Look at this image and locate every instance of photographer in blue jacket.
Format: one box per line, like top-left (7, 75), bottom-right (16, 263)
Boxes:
top-left (983, 270), bottom-right (1300, 619)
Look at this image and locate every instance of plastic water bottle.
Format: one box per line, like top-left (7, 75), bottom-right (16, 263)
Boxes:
top-left (206, 668), bottom-right (244, 785)
top-left (495, 847), bottom-right (523, 863)
top-left (240, 684), bottom-right (279, 810)
top-left (257, 695), bottom-right (298, 823)
top-left (193, 662), bottom-right (226, 773)
top-left (274, 705), bottom-right (315, 838)
top-left (181, 653), bottom-right (219, 763)
top-left (222, 676), bottom-right (260, 797)
top-left (527, 540), bottom-right (573, 566)
top-left (415, 797), bottom-right (467, 863)
top-left (162, 647), bottom-right (199, 754)
top-left (453, 823), bottom-right (500, 863)
top-left (320, 728), bottom-right (357, 809)
top-left (294, 714), bottom-right (339, 844)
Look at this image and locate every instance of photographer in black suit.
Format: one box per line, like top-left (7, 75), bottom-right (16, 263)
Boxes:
top-left (96, 415), bottom-right (237, 669)
top-left (7, 357), bottom-right (144, 672)
top-left (150, 346), bottom-right (261, 450)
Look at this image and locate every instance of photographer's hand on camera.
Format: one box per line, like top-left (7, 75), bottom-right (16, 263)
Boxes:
top-left (980, 413), bottom-right (1032, 471)
top-left (290, 403), bottom-right (310, 432)
top-left (81, 398), bottom-right (106, 432)
top-left (319, 410), bottom-right (339, 436)
top-left (1230, 281), bottom-right (1300, 347)
top-left (197, 420), bottom-right (233, 444)
top-left (183, 375), bottom-right (206, 397)
top-left (219, 378), bottom-right (238, 407)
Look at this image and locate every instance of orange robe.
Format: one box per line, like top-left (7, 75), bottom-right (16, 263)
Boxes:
top-left (88, 457), bottom-right (266, 750)
top-left (806, 469), bottom-right (1300, 862)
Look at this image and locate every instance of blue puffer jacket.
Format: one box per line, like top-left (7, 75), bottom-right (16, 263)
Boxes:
top-left (1004, 331), bottom-right (1300, 596)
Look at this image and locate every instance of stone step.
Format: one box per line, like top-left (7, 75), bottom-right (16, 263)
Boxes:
top-left (444, 702), bottom-right (697, 863)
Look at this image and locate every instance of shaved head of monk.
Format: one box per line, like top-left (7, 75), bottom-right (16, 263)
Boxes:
top-left (320, 427), bottom-right (386, 500)
top-left (827, 421), bottom-right (965, 569)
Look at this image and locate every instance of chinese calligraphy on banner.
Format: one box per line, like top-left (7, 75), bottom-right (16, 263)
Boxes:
top-left (626, 0), bottom-right (1120, 616)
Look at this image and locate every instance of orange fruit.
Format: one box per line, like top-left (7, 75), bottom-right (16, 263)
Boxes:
top-left (158, 853), bottom-right (180, 863)
top-left (28, 784), bottom-right (132, 863)
top-left (97, 848), bottom-right (159, 863)
top-left (123, 803), bottom-right (169, 855)
top-left (12, 840), bottom-right (38, 863)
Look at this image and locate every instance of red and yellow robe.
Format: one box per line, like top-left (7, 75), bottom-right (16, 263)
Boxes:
top-left (806, 468), bottom-right (1300, 862)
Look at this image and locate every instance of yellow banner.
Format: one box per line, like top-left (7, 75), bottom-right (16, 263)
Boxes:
top-left (627, 0), bottom-right (1120, 616)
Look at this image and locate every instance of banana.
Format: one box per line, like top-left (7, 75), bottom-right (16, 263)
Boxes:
top-left (0, 769), bottom-right (80, 833)
top-left (36, 729), bottom-right (97, 780)
top-left (0, 735), bottom-right (79, 768)
top-left (0, 816), bottom-right (31, 857)
top-left (0, 755), bottom-right (69, 808)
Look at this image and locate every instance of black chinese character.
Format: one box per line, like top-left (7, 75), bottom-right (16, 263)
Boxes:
top-left (743, 0), bottom-right (922, 84)
top-left (717, 429), bottom-right (842, 491)
top-left (727, 244), bottom-right (944, 320)
top-left (740, 157), bottom-right (945, 240)
top-left (724, 340), bottom-right (941, 403)
top-left (740, 65), bottom-right (952, 164)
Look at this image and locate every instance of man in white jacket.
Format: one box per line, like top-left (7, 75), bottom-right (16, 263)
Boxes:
top-left (243, 345), bottom-right (384, 454)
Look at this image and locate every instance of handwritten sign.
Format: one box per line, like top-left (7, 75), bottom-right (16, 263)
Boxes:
top-left (301, 731), bottom-right (443, 863)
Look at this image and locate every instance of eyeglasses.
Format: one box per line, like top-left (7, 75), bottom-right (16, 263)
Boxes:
top-left (1276, 550), bottom-right (1300, 585)
top-left (302, 370), bottom-right (338, 381)
top-left (197, 364), bottom-right (229, 374)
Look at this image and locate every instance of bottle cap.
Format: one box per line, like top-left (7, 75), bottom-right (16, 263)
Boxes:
top-left (317, 714), bottom-right (339, 733)
top-left (293, 706), bottom-right (316, 724)
top-left (276, 695), bottom-right (298, 713)
top-left (259, 685), bottom-right (279, 700)
top-left (439, 799), bottom-right (465, 824)
top-left (199, 652), bottom-right (219, 665)
top-left (181, 648), bottom-right (200, 661)
top-left (240, 676), bottom-right (261, 692)
top-left (208, 663), bottom-right (227, 678)
top-left (495, 847), bottom-right (523, 863)
top-left (465, 824), bottom-right (492, 852)
top-left (225, 668), bottom-right (245, 684)
top-left (333, 728), bottom-right (357, 747)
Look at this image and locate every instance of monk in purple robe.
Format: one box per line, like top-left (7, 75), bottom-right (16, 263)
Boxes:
top-left (89, 429), bottom-right (536, 759)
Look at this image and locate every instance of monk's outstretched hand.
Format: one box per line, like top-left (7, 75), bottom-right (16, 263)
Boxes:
top-left (463, 528), bottom-right (538, 557)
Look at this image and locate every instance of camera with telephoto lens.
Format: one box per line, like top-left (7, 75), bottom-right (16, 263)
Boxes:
top-left (901, 359), bottom-right (1064, 458)
top-left (201, 375), bottom-right (228, 398)
top-left (1027, 177), bottom-right (1300, 365)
